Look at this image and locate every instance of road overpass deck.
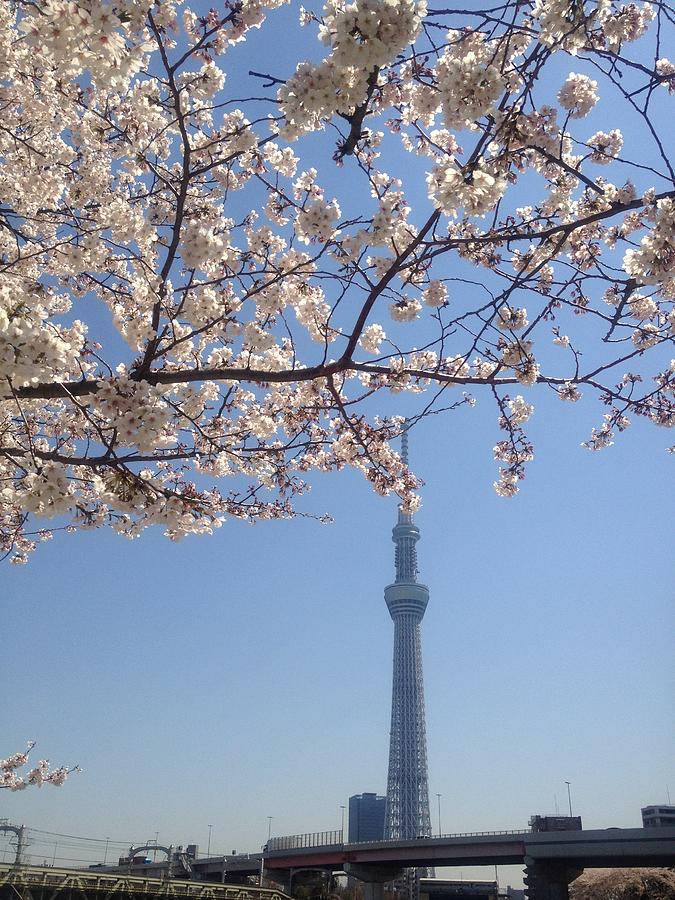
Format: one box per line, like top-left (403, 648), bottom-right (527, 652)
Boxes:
top-left (263, 828), bottom-right (675, 900)
top-left (263, 827), bottom-right (675, 871)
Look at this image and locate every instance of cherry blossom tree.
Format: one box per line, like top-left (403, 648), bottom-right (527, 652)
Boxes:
top-left (1, 742), bottom-right (80, 790)
top-left (1, 0), bottom-right (673, 562)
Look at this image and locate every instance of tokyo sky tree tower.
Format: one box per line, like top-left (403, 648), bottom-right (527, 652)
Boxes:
top-left (384, 432), bottom-right (432, 840)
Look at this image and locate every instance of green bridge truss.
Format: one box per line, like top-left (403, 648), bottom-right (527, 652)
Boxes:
top-left (0, 866), bottom-right (291, 900)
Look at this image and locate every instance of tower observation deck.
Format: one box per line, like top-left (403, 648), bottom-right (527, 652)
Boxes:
top-left (384, 432), bottom-right (432, 841)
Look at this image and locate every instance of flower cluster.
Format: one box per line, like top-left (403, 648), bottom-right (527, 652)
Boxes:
top-left (501, 340), bottom-right (540, 385)
top-left (623, 198), bottom-right (675, 296)
top-left (360, 323), bottom-right (387, 353)
top-left (492, 392), bottom-right (536, 497)
top-left (278, 0), bottom-right (426, 137)
top-left (390, 297), bottom-right (422, 322)
top-left (0, 279), bottom-right (87, 388)
top-left (435, 32), bottom-right (507, 130)
top-left (558, 382), bottom-right (582, 402)
top-left (422, 281), bottom-right (448, 308)
top-left (495, 306), bottom-right (529, 332)
top-left (320, 0), bottom-right (427, 69)
top-left (581, 418), bottom-right (615, 450)
top-left (587, 129), bottom-right (623, 162)
top-left (427, 162), bottom-right (507, 218)
top-left (93, 377), bottom-right (173, 453)
top-left (558, 73), bottom-right (599, 118)
top-left (632, 323), bottom-right (660, 349)
top-left (602, 2), bottom-right (656, 50)
top-left (629, 293), bottom-right (659, 320)
top-left (181, 218), bottom-right (237, 274)
top-left (18, 0), bottom-right (150, 89)
top-left (506, 395), bottom-right (534, 426)
top-left (656, 58), bottom-right (675, 93)
top-left (532, 0), bottom-right (610, 53)
top-left (296, 199), bottom-right (342, 243)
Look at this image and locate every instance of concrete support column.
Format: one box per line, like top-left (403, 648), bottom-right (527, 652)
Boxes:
top-left (362, 881), bottom-right (386, 900)
top-left (523, 857), bottom-right (583, 900)
top-left (343, 862), bottom-right (403, 900)
top-left (268, 870), bottom-right (292, 894)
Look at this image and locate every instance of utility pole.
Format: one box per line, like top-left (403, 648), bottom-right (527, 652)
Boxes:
top-left (16, 826), bottom-right (26, 866)
top-left (436, 794), bottom-right (442, 837)
top-left (207, 825), bottom-right (213, 857)
top-left (104, 838), bottom-right (110, 865)
top-left (261, 818), bottom-right (273, 889)
top-left (340, 806), bottom-right (346, 839)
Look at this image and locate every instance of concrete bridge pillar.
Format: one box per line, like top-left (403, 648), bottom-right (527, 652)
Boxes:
top-left (523, 857), bottom-right (584, 900)
top-left (277, 866), bottom-right (333, 897)
top-left (271, 870), bottom-right (292, 894)
top-left (362, 882), bottom-right (386, 900)
top-left (343, 862), bottom-right (403, 900)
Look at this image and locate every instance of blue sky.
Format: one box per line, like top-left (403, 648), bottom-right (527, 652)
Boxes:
top-left (2, 1), bottom-right (674, 890)
top-left (3, 398), bottom-right (673, 879)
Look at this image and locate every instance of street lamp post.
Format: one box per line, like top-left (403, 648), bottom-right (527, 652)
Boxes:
top-left (436, 794), bottom-right (442, 837)
top-left (564, 782), bottom-right (573, 817)
top-left (259, 816), bottom-right (273, 887)
top-left (207, 825), bottom-right (213, 858)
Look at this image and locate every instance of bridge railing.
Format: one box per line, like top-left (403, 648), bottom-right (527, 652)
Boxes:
top-left (432, 830), bottom-right (526, 840)
top-left (266, 831), bottom-right (343, 852)
top-left (266, 829), bottom-right (528, 853)
top-left (346, 830), bottom-right (527, 845)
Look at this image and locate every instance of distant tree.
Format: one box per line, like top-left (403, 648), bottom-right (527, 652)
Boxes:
top-left (571, 868), bottom-right (675, 900)
top-left (291, 870), bottom-right (333, 900)
top-left (1, 0), bottom-right (673, 561)
top-left (0, 742), bottom-right (80, 790)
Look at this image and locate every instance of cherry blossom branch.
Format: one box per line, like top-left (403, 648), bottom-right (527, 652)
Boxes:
top-left (1, 0), bottom-right (673, 562)
top-left (1, 742), bottom-right (80, 791)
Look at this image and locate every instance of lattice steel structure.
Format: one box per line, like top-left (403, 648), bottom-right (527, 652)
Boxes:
top-left (0, 865), bottom-right (291, 900)
top-left (384, 433), bottom-right (432, 841)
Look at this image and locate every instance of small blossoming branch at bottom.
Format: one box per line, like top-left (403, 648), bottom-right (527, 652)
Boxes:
top-left (492, 389), bottom-right (535, 497)
top-left (0, 741), bottom-right (81, 790)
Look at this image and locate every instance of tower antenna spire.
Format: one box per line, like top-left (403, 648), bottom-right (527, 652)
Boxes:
top-left (401, 428), bottom-right (409, 468)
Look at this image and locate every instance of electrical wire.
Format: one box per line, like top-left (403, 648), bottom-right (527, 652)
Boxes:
top-left (1, 825), bottom-right (237, 868)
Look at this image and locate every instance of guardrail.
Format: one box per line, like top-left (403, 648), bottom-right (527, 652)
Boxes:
top-left (266, 829), bottom-right (528, 852)
top-left (266, 831), bottom-right (344, 852)
top-left (434, 830), bottom-right (526, 840)
top-left (348, 830), bottom-right (527, 845)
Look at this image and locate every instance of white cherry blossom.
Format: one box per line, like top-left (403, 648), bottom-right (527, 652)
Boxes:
top-left (558, 74), bottom-right (599, 118)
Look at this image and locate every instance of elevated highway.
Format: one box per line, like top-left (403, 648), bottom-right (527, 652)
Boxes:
top-left (262, 827), bottom-right (675, 900)
top-left (47, 828), bottom-right (675, 900)
top-left (263, 826), bottom-right (675, 870)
